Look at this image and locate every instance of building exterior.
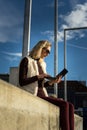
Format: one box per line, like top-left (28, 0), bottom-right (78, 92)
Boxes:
top-left (58, 81), bottom-right (87, 108)
top-left (0, 74), bottom-right (9, 82)
top-left (47, 80), bottom-right (87, 108)
top-left (47, 80), bottom-right (87, 130)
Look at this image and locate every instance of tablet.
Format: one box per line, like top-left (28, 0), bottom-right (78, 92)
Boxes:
top-left (46, 68), bottom-right (68, 80)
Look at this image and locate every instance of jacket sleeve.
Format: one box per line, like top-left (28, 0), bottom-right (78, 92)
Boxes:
top-left (44, 81), bottom-right (52, 88)
top-left (19, 57), bottom-right (38, 86)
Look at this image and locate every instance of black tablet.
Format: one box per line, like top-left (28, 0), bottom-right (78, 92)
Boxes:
top-left (46, 68), bottom-right (68, 80)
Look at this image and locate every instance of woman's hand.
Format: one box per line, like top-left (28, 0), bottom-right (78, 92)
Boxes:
top-left (37, 73), bottom-right (50, 80)
top-left (48, 76), bottom-right (62, 85)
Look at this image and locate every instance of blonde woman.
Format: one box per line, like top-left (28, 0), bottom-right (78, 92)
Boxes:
top-left (19, 40), bottom-right (74, 130)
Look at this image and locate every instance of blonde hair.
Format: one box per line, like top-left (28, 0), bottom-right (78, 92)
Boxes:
top-left (29, 40), bottom-right (51, 59)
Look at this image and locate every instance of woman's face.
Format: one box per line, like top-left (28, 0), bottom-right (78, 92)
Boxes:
top-left (41, 46), bottom-right (51, 58)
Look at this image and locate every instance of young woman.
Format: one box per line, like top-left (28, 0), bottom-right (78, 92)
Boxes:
top-left (19, 40), bottom-right (74, 130)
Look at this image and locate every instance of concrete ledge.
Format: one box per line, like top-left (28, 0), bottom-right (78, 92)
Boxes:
top-left (0, 79), bottom-right (83, 130)
top-left (75, 114), bottom-right (83, 130)
top-left (0, 79), bottom-right (60, 130)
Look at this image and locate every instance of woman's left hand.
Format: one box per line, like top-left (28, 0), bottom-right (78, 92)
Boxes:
top-left (49, 76), bottom-right (62, 85)
top-left (55, 76), bottom-right (62, 83)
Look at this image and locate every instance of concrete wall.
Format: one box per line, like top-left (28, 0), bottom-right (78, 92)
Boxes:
top-left (0, 79), bottom-right (60, 130)
top-left (75, 114), bottom-right (83, 130)
top-left (0, 79), bottom-right (83, 130)
top-left (9, 67), bottom-right (18, 86)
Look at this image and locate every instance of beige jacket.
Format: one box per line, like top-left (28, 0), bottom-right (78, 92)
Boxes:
top-left (19, 56), bottom-right (48, 96)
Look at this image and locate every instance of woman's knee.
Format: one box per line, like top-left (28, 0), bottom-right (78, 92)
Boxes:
top-left (59, 101), bottom-right (69, 109)
top-left (69, 102), bottom-right (74, 108)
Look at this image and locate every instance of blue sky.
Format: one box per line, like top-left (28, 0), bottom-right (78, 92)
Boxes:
top-left (0, 0), bottom-right (87, 84)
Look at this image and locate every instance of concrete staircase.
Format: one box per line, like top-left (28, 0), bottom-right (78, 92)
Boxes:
top-left (0, 79), bottom-right (83, 130)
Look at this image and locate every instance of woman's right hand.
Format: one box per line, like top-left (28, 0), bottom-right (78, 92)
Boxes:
top-left (37, 74), bottom-right (50, 80)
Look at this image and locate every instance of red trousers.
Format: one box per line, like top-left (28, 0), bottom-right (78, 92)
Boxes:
top-left (39, 96), bottom-right (74, 130)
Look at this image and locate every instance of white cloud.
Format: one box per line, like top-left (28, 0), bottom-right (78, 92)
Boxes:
top-left (44, 2), bottom-right (87, 43)
top-left (64, 3), bottom-right (87, 27)
top-left (68, 43), bottom-right (87, 50)
top-left (0, 27), bottom-right (23, 43)
top-left (41, 30), bottom-right (54, 42)
top-left (0, 51), bottom-right (21, 66)
top-left (69, 0), bottom-right (79, 8)
top-left (41, 1), bottom-right (87, 54)
top-left (60, 2), bottom-right (87, 42)
top-left (1, 51), bottom-right (22, 57)
top-left (0, 0), bottom-right (24, 43)
top-left (1, 51), bottom-right (22, 62)
top-left (5, 55), bottom-right (19, 62)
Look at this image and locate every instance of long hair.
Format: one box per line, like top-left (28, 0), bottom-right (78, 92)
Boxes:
top-left (29, 40), bottom-right (51, 59)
